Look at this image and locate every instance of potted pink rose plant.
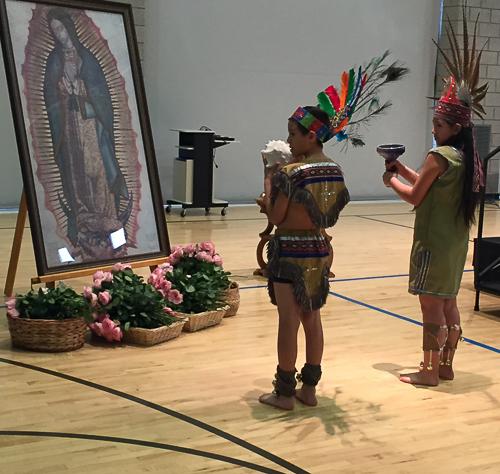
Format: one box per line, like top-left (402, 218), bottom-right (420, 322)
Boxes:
top-left (85, 263), bottom-right (185, 346)
top-left (162, 241), bottom-right (233, 331)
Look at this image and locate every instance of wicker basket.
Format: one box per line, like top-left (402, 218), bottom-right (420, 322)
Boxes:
top-left (223, 281), bottom-right (240, 317)
top-left (7, 315), bottom-right (87, 352)
top-left (178, 306), bottom-right (228, 332)
top-left (122, 320), bottom-right (185, 346)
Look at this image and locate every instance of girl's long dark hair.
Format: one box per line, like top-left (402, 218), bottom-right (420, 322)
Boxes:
top-left (444, 124), bottom-right (480, 228)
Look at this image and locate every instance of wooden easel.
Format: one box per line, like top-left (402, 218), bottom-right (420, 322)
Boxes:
top-left (4, 191), bottom-right (167, 296)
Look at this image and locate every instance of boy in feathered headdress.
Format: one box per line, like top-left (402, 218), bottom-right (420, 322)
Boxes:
top-left (260, 54), bottom-right (408, 409)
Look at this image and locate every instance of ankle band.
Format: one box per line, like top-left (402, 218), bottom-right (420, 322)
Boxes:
top-left (297, 363), bottom-right (322, 386)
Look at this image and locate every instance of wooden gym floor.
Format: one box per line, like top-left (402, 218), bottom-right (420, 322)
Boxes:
top-left (0, 202), bottom-right (499, 473)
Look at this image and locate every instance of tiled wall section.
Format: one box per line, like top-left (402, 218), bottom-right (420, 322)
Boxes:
top-left (119, 0), bottom-right (145, 60)
top-left (439, 0), bottom-right (500, 149)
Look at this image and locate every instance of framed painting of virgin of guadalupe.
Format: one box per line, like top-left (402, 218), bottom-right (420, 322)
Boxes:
top-left (0, 0), bottom-right (170, 275)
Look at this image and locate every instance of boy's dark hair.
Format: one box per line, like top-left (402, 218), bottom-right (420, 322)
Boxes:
top-left (295, 106), bottom-right (330, 146)
top-left (444, 123), bottom-right (479, 229)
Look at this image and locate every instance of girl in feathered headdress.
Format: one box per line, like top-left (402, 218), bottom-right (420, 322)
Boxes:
top-left (258, 53), bottom-right (408, 410)
top-left (382, 7), bottom-right (487, 386)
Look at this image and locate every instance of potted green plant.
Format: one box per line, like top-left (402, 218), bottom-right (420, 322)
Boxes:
top-left (165, 242), bottom-right (230, 331)
top-left (5, 283), bottom-right (92, 352)
top-left (85, 263), bottom-right (185, 346)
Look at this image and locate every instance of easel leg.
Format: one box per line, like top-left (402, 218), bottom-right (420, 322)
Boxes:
top-left (4, 192), bottom-right (27, 296)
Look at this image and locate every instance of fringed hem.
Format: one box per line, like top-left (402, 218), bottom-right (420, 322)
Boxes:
top-left (408, 287), bottom-right (459, 298)
top-left (271, 173), bottom-right (350, 228)
top-left (270, 172), bottom-right (292, 205)
top-left (267, 238), bottom-right (330, 311)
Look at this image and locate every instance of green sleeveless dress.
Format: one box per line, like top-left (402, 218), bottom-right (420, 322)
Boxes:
top-left (409, 146), bottom-right (469, 297)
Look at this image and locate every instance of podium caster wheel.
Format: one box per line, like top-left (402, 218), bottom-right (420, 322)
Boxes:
top-left (165, 205), bottom-right (171, 213)
top-left (221, 207), bottom-right (227, 216)
top-left (180, 209), bottom-right (187, 217)
top-left (205, 207), bottom-right (210, 215)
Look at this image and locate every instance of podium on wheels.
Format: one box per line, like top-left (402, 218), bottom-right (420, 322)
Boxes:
top-left (167, 129), bottom-right (235, 217)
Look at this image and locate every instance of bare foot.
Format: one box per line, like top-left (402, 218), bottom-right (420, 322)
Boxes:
top-left (439, 365), bottom-right (454, 381)
top-left (258, 392), bottom-right (294, 410)
top-left (295, 385), bottom-right (317, 406)
top-left (399, 371), bottom-right (439, 386)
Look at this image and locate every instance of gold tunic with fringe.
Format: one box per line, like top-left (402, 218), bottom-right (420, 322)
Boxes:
top-left (267, 154), bottom-right (349, 310)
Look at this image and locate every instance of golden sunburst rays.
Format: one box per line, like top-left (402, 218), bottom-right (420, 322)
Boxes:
top-left (23, 6), bottom-right (142, 247)
top-left (73, 12), bottom-right (141, 247)
top-left (22, 7), bottom-right (65, 234)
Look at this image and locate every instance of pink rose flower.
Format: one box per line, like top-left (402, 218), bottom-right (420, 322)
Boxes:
top-left (159, 262), bottom-right (173, 273)
top-left (93, 270), bottom-right (105, 281)
top-left (198, 241), bottom-right (215, 255)
top-left (168, 248), bottom-right (184, 265)
top-left (83, 286), bottom-right (93, 300)
top-left (183, 243), bottom-right (197, 255)
top-left (167, 289), bottom-right (183, 305)
top-left (90, 316), bottom-right (122, 342)
top-left (91, 293), bottom-right (98, 307)
top-left (93, 278), bottom-right (103, 290)
top-left (98, 290), bottom-right (112, 306)
top-left (102, 271), bottom-right (113, 282)
top-left (112, 262), bottom-right (131, 272)
top-left (147, 272), bottom-right (160, 286)
top-left (101, 317), bottom-right (122, 342)
top-left (195, 251), bottom-right (213, 263)
top-left (163, 306), bottom-right (174, 315)
top-left (6, 297), bottom-right (19, 318)
top-left (160, 279), bottom-right (172, 292)
top-left (212, 254), bottom-right (223, 266)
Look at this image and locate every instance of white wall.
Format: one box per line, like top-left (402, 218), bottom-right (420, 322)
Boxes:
top-left (0, 0), bottom-right (441, 207)
top-left (144, 0), bottom-right (441, 202)
top-left (0, 62), bottom-right (23, 208)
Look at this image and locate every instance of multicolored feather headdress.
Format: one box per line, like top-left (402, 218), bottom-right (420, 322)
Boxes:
top-left (433, 4), bottom-right (488, 125)
top-left (291, 51), bottom-right (409, 147)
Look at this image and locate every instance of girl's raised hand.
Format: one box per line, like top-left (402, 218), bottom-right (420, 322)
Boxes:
top-left (385, 159), bottom-right (402, 173)
top-left (383, 171), bottom-right (397, 187)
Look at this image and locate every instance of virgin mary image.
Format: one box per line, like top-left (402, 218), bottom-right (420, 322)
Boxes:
top-left (21, 5), bottom-right (143, 264)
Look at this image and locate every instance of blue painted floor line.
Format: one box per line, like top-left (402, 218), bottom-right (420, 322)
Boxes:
top-left (237, 273), bottom-right (499, 355)
top-left (239, 269), bottom-right (474, 290)
top-left (328, 290), bottom-right (500, 354)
